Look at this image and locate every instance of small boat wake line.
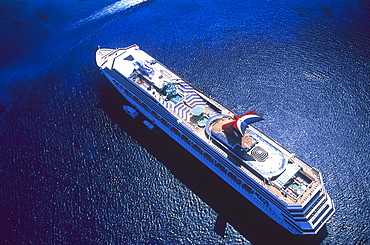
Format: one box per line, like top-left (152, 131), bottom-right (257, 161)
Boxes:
top-left (68, 0), bottom-right (148, 29)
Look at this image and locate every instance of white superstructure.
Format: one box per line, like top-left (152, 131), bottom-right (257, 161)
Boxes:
top-left (96, 45), bottom-right (334, 235)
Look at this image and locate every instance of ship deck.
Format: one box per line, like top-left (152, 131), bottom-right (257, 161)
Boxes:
top-left (97, 45), bottom-right (324, 207)
top-left (167, 95), bottom-right (322, 206)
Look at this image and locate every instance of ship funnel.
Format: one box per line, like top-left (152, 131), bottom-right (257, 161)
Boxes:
top-left (222, 110), bottom-right (263, 136)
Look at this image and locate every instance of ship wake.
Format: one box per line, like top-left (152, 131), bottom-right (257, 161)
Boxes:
top-left (69, 0), bottom-right (150, 29)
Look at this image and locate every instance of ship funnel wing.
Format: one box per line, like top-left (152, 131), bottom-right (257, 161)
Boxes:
top-left (237, 110), bottom-right (263, 133)
top-left (222, 110), bottom-right (263, 136)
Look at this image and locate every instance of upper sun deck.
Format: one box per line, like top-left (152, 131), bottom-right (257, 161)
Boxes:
top-left (96, 45), bottom-right (325, 206)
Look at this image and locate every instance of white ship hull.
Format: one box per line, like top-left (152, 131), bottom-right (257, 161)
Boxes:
top-left (96, 45), bottom-right (334, 235)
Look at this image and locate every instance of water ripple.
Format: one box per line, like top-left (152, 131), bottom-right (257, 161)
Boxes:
top-left (69, 0), bottom-right (149, 29)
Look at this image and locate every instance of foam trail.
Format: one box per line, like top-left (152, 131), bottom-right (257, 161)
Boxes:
top-left (70, 0), bottom-right (147, 29)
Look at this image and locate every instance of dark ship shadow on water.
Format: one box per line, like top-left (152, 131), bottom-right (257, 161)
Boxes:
top-left (96, 79), bottom-right (328, 245)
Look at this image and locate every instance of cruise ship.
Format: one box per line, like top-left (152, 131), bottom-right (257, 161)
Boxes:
top-left (95, 44), bottom-right (334, 235)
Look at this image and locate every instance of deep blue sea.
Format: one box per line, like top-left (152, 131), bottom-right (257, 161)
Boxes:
top-left (1, 0), bottom-right (369, 244)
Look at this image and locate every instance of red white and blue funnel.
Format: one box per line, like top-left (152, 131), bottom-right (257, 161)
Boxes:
top-left (222, 110), bottom-right (263, 136)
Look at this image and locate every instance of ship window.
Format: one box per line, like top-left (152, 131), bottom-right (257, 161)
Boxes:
top-left (141, 103), bottom-right (149, 110)
top-left (228, 172), bottom-right (241, 184)
top-left (192, 144), bottom-right (202, 153)
top-left (242, 184), bottom-right (254, 194)
top-left (124, 89), bottom-right (130, 96)
top-left (291, 213), bottom-right (305, 217)
top-left (160, 118), bottom-right (167, 125)
top-left (170, 127), bottom-right (179, 135)
top-left (296, 217), bottom-right (308, 222)
top-left (133, 96), bottom-right (139, 103)
top-left (151, 111), bottom-right (159, 119)
top-left (181, 135), bottom-right (191, 144)
top-left (215, 163), bottom-right (227, 173)
top-left (203, 153), bottom-right (213, 162)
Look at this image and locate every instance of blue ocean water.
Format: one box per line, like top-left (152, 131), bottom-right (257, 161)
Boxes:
top-left (1, 0), bottom-right (369, 244)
